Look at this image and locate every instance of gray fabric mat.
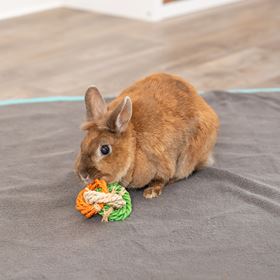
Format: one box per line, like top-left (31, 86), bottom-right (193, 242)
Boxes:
top-left (0, 91), bottom-right (279, 280)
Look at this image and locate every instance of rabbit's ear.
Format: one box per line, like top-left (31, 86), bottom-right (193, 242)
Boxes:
top-left (107, 96), bottom-right (132, 133)
top-left (84, 86), bottom-right (106, 120)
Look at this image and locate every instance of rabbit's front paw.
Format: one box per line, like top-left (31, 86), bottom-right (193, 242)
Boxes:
top-left (143, 183), bottom-right (163, 199)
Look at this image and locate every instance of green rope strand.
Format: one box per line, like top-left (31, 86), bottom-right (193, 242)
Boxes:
top-left (98, 182), bottom-right (132, 221)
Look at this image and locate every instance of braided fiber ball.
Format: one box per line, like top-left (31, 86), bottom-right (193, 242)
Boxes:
top-left (76, 179), bottom-right (132, 222)
top-left (98, 182), bottom-right (132, 221)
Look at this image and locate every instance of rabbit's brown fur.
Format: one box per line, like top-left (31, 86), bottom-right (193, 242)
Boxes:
top-left (75, 73), bottom-right (219, 198)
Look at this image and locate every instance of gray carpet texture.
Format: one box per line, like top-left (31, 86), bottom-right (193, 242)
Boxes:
top-left (0, 91), bottom-right (280, 280)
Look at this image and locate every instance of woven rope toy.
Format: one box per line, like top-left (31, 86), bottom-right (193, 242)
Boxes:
top-left (76, 179), bottom-right (132, 222)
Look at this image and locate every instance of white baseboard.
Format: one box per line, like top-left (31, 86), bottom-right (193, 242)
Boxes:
top-left (65, 0), bottom-right (242, 21)
top-left (65, 0), bottom-right (158, 21)
top-left (0, 0), bottom-right (61, 21)
top-left (160, 0), bottom-right (242, 20)
top-left (0, 0), bottom-right (242, 21)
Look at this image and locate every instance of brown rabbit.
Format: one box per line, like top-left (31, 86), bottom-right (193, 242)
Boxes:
top-left (75, 73), bottom-right (219, 198)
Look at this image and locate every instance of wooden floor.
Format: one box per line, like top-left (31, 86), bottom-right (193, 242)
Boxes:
top-left (0, 0), bottom-right (279, 100)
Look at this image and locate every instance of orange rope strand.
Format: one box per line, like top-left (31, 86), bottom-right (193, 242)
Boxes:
top-left (75, 179), bottom-right (109, 218)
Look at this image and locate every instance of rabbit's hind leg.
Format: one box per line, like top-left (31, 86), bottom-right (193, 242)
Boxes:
top-left (173, 150), bottom-right (196, 181)
top-left (195, 152), bottom-right (215, 171)
top-left (172, 150), bottom-right (213, 182)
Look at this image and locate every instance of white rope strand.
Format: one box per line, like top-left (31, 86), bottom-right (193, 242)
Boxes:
top-left (83, 187), bottom-right (126, 209)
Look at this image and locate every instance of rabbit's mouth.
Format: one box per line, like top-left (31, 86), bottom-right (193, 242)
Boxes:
top-left (79, 174), bottom-right (91, 185)
top-left (79, 172), bottom-right (113, 185)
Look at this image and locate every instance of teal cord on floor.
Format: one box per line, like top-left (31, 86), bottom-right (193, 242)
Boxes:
top-left (227, 88), bottom-right (280, 94)
top-left (0, 96), bottom-right (84, 106)
top-left (0, 88), bottom-right (279, 107)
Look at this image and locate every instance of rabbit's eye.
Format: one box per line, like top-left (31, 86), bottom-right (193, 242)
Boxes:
top-left (100, 145), bottom-right (111, 156)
